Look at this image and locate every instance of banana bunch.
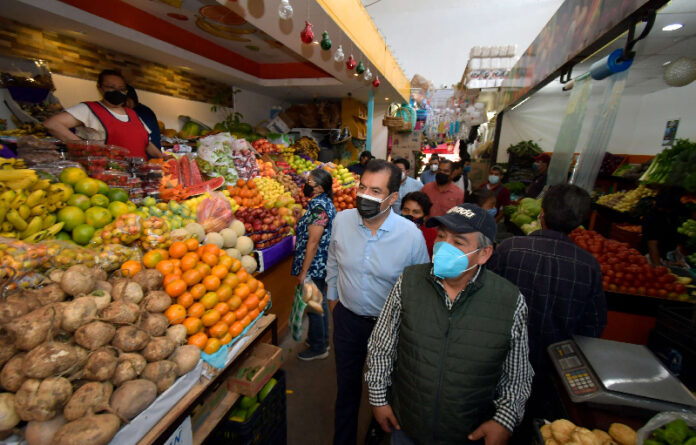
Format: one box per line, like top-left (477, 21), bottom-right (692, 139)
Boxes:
top-left (0, 158), bottom-right (26, 169)
top-left (290, 137), bottom-right (320, 160)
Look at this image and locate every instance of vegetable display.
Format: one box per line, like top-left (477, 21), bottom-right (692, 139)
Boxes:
top-left (644, 419), bottom-right (696, 445)
top-left (641, 138), bottom-right (696, 191)
top-left (540, 418), bottom-right (636, 445)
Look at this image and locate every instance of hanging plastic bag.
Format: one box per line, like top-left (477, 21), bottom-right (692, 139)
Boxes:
top-left (301, 278), bottom-right (323, 314)
top-left (196, 191), bottom-right (234, 233)
top-left (290, 285), bottom-right (307, 342)
top-left (636, 411), bottom-right (696, 444)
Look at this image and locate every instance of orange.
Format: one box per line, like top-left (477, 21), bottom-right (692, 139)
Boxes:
top-left (156, 260), bottom-right (175, 276)
top-left (221, 311), bottom-right (236, 326)
top-left (259, 297), bottom-right (268, 312)
top-left (244, 295), bottom-right (260, 310)
top-left (213, 302), bottom-right (230, 316)
top-left (188, 302), bottom-right (205, 318)
top-left (239, 314), bottom-right (251, 328)
top-left (203, 244), bottom-right (220, 256)
top-left (163, 273), bottom-right (181, 288)
top-left (172, 267), bottom-right (183, 277)
top-left (202, 253), bottom-right (219, 267)
top-left (188, 331), bottom-right (208, 349)
top-left (229, 321), bottom-right (243, 337)
top-left (170, 259), bottom-right (181, 269)
top-left (177, 292), bottom-right (194, 308)
top-left (200, 292), bottom-right (219, 309)
top-left (184, 238), bottom-right (199, 251)
top-left (196, 245), bottom-right (205, 257)
top-left (223, 273), bottom-right (240, 289)
top-left (228, 295), bottom-right (242, 311)
top-left (195, 263), bottom-right (211, 277)
top-left (257, 280), bottom-right (264, 290)
top-left (165, 279), bottom-right (187, 297)
top-left (183, 316), bottom-right (203, 335)
top-left (181, 254), bottom-right (198, 271)
top-left (203, 275), bottom-right (220, 291)
top-left (218, 255), bottom-right (233, 270)
top-left (236, 268), bottom-right (249, 283)
top-left (254, 288), bottom-right (266, 299)
top-left (220, 332), bottom-right (233, 345)
top-left (201, 309), bottom-right (221, 327)
top-left (169, 241), bottom-right (187, 259)
top-left (211, 265), bottom-right (228, 279)
top-left (234, 305), bottom-right (247, 320)
top-left (142, 250), bottom-right (164, 269)
top-left (120, 260), bottom-right (142, 278)
top-left (153, 248), bottom-right (169, 260)
top-left (190, 283), bottom-right (206, 300)
top-left (204, 338), bottom-right (222, 355)
top-left (246, 277), bottom-right (258, 293)
top-left (165, 304), bottom-right (186, 324)
top-left (208, 321), bottom-right (229, 338)
top-left (182, 269), bottom-right (202, 286)
top-left (230, 258), bottom-right (242, 273)
top-left (248, 308), bottom-right (260, 320)
top-left (234, 283), bottom-right (250, 299)
top-left (217, 284), bottom-right (233, 302)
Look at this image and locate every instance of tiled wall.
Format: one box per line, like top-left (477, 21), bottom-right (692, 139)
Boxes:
top-left (0, 17), bottom-right (234, 106)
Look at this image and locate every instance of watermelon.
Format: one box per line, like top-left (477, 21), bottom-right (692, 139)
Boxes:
top-left (180, 155), bottom-right (192, 187)
top-left (189, 159), bottom-right (204, 185)
top-left (185, 176), bottom-right (224, 198)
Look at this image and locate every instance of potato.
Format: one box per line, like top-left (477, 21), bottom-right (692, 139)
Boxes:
top-left (111, 280), bottom-right (144, 304)
top-left (89, 289), bottom-right (111, 311)
top-left (92, 268), bottom-right (107, 282)
top-left (142, 337), bottom-right (176, 362)
top-left (166, 324), bottom-right (187, 345)
top-left (551, 419), bottom-right (576, 443)
top-left (48, 269), bottom-right (64, 284)
top-left (25, 414), bottom-right (68, 445)
top-left (100, 300), bottom-right (139, 325)
top-left (0, 337), bottom-right (17, 369)
top-left (63, 381), bottom-right (113, 421)
top-left (24, 342), bottom-right (78, 379)
top-left (14, 377), bottom-right (72, 421)
top-left (111, 361), bottom-right (137, 386)
top-left (593, 429), bottom-right (612, 444)
top-left (61, 296), bottom-right (97, 332)
top-left (169, 345), bottom-right (201, 376)
top-left (0, 299), bottom-right (34, 325)
top-left (117, 353), bottom-right (147, 375)
top-left (0, 352), bottom-right (27, 392)
top-left (142, 290), bottom-right (172, 313)
top-left (0, 392), bottom-right (20, 431)
top-left (6, 305), bottom-right (62, 351)
top-left (132, 269), bottom-right (163, 291)
top-left (110, 379), bottom-right (157, 420)
top-left (139, 312), bottom-right (169, 337)
top-left (142, 360), bottom-right (178, 393)
top-left (53, 413), bottom-right (120, 445)
top-left (608, 423), bottom-right (636, 445)
top-left (94, 280), bottom-right (112, 294)
top-left (572, 427), bottom-right (600, 445)
top-left (60, 264), bottom-right (97, 297)
top-left (83, 348), bottom-right (117, 381)
top-left (112, 326), bottom-right (150, 352)
top-left (75, 321), bottom-right (116, 350)
top-left (25, 283), bottom-right (66, 306)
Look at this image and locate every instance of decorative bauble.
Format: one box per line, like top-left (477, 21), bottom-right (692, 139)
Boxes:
top-left (278, 0), bottom-right (293, 19)
top-left (372, 76), bottom-right (380, 87)
top-left (356, 61), bottom-right (365, 74)
top-left (300, 21), bottom-right (314, 44)
top-left (320, 31), bottom-right (332, 50)
top-left (346, 55), bottom-right (356, 70)
top-left (664, 57), bottom-right (696, 87)
top-left (364, 68), bottom-right (372, 81)
top-left (334, 45), bottom-right (345, 62)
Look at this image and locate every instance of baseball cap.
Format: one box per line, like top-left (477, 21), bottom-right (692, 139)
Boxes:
top-left (425, 204), bottom-right (497, 242)
top-left (534, 153), bottom-right (551, 164)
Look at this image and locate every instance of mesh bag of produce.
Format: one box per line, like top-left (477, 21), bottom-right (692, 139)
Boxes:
top-left (197, 192), bottom-right (234, 233)
top-left (138, 216), bottom-right (171, 251)
top-left (96, 243), bottom-right (143, 272)
top-left (89, 214), bottom-right (142, 246)
top-left (42, 240), bottom-right (97, 268)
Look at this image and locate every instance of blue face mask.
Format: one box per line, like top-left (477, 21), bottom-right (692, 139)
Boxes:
top-left (487, 208), bottom-right (497, 216)
top-left (488, 175), bottom-right (500, 185)
top-left (432, 241), bottom-right (479, 279)
top-left (463, 165), bottom-right (471, 173)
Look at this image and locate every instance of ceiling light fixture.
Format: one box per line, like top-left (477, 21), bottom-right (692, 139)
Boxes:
top-left (662, 23), bottom-right (683, 31)
top-left (384, 98), bottom-right (389, 101)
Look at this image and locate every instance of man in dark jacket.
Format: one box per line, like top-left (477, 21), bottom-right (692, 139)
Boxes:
top-left (366, 204), bottom-right (533, 444)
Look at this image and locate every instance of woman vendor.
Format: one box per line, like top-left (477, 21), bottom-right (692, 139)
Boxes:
top-left (43, 69), bottom-right (163, 159)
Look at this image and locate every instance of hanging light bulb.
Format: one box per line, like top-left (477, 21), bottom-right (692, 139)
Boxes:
top-left (320, 31), bottom-right (332, 50)
top-left (346, 55), bottom-right (356, 70)
top-left (334, 45), bottom-right (345, 62)
top-left (300, 21), bottom-right (314, 44)
top-left (364, 68), bottom-right (372, 81)
top-left (278, 0), bottom-right (293, 19)
top-left (356, 61), bottom-right (365, 75)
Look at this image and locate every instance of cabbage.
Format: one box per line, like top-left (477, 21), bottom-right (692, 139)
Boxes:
top-left (511, 212), bottom-right (533, 227)
top-left (521, 220), bottom-right (541, 235)
top-left (519, 198), bottom-right (541, 217)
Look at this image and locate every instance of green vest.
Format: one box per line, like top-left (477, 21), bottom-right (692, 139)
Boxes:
top-left (391, 264), bottom-right (519, 445)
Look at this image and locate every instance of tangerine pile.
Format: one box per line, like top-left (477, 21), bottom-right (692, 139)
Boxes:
top-left (227, 179), bottom-right (264, 208)
top-left (142, 238), bottom-right (269, 355)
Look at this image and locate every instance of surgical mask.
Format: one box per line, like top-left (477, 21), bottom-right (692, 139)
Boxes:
top-left (402, 214), bottom-right (424, 227)
top-left (401, 171), bottom-right (406, 180)
top-left (488, 175), bottom-right (500, 185)
top-left (430, 164), bottom-right (438, 172)
top-left (103, 90), bottom-right (127, 106)
top-left (435, 172), bottom-right (450, 185)
top-left (463, 165), bottom-right (471, 173)
top-left (303, 183), bottom-right (315, 197)
top-left (357, 192), bottom-right (391, 220)
top-left (432, 242), bottom-right (479, 279)
top-left (487, 208), bottom-right (498, 216)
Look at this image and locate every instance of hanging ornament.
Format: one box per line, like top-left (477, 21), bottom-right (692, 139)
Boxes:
top-left (346, 55), bottom-right (356, 70)
top-left (356, 61), bottom-right (365, 75)
top-left (300, 21), bottom-right (314, 44)
top-left (320, 31), bottom-right (332, 50)
top-left (278, 0), bottom-right (293, 19)
top-left (364, 68), bottom-right (372, 81)
top-left (372, 76), bottom-right (380, 87)
top-left (334, 45), bottom-right (345, 62)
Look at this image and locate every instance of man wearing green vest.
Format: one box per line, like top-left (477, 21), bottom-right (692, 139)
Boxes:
top-left (365, 204), bottom-right (533, 445)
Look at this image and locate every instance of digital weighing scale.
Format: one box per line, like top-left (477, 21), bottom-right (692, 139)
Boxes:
top-left (548, 336), bottom-right (696, 413)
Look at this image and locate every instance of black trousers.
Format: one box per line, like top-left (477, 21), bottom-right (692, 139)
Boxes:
top-left (333, 301), bottom-right (378, 445)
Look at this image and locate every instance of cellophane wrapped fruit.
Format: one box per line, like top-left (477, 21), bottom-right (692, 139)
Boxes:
top-left (197, 192), bottom-right (234, 233)
top-left (97, 244), bottom-right (143, 271)
top-left (90, 214), bottom-right (142, 246)
top-left (139, 216), bottom-right (171, 250)
top-left (0, 238), bottom-right (49, 279)
top-left (43, 240), bottom-right (97, 268)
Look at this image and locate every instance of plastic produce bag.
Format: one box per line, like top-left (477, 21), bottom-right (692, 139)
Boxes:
top-left (196, 132), bottom-right (240, 185)
top-left (197, 192), bottom-right (234, 233)
top-left (90, 213), bottom-right (142, 246)
top-left (290, 285), bottom-right (307, 342)
top-left (43, 239), bottom-right (97, 268)
top-left (96, 244), bottom-right (143, 272)
top-left (301, 278), bottom-right (323, 314)
top-left (637, 411), bottom-right (696, 444)
top-left (139, 216), bottom-right (171, 250)
top-left (0, 237), bottom-right (49, 278)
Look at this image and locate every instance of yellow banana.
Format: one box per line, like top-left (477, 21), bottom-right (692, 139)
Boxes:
top-left (5, 176), bottom-right (36, 190)
top-left (0, 232), bottom-right (17, 238)
top-left (10, 193), bottom-right (26, 209)
top-left (55, 201), bottom-right (66, 210)
top-left (46, 203), bottom-right (56, 212)
top-left (0, 190), bottom-right (16, 205)
top-left (44, 222), bottom-right (64, 237)
top-left (29, 179), bottom-right (51, 191)
top-left (1, 222), bottom-right (13, 232)
top-left (21, 216), bottom-right (43, 239)
top-left (0, 204), bottom-right (6, 224)
top-left (41, 214), bottom-right (56, 229)
top-left (31, 204), bottom-right (47, 216)
top-left (26, 190), bottom-right (46, 207)
top-left (0, 168), bottom-right (36, 181)
top-left (18, 204), bottom-right (31, 220)
top-left (6, 209), bottom-right (27, 231)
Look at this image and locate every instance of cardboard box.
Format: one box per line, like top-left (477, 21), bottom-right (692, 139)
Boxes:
top-left (190, 379), bottom-right (228, 432)
top-left (227, 343), bottom-right (283, 397)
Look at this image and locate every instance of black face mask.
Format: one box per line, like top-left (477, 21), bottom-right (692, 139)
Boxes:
top-left (303, 183), bottom-right (315, 197)
top-left (402, 214), bottom-right (424, 227)
top-left (435, 172), bottom-right (450, 186)
top-left (356, 193), bottom-right (389, 220)
top-left (452, 174), bottom-right (462, 182)
top-left (103, 90), bottom-right (127, 106)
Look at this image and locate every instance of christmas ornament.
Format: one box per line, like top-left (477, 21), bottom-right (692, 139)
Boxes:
top-left (346, 55), bottom-right (356, 70)
top-left (320, 31), bottom-right (332, 50)
top-left (300, 21), bottom-right (314, 44)
top-left (333, 45), bottom-right (345, 62)
top-left (356, 61), bottom-right (365, 74)
top-left (372, 76), bottom-right (380, 87)
top-left (278, 0), bottom-right (293, 19)
top-left (364, 68), bottom-right (372, 81)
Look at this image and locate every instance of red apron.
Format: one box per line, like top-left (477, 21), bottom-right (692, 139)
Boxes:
top-left (85, 101), bottom-right (148, 158)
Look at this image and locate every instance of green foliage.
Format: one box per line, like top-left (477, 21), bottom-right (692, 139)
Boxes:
top-left (506, 140), bottom-right (542, 158)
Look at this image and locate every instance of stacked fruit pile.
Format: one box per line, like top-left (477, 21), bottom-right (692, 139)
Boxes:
top-left (252, 177), bottom-right (288, 206)
top-left (596, 185), bottom-right (657, 212)
top-left (137, 197), bottom-right (196, 231)
top-left (226, 179), bottom-right (264, 208)
top-left (256, 159), bottom-right (276, 177)
top-left (251, 139), bottom-right (279, 155)
top-left (290, 137), bottom-right (320, 160)
top-left (325, 163), bottom-right (357, 188)
top-left (331, 178), bottom-right (357, 211)
top-left (234, 206), bottom-right (293, 250)
top-left (286, 155), bottom-right (320, 174)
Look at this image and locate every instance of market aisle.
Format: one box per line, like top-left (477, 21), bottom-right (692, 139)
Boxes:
top-left (279, 318), bottom-right (378, 445)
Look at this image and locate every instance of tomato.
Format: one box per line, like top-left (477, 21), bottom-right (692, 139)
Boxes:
top-left (655, 267), bottom-right (668, 276)
top-left (657, 289), bottom-right (668, 298)
top-left (618, 285), bottom-right (627, 294)
top-left (675, 283), bottom-right (687, 294)
top-left (615, 272), bottom-right (624, 279)
top-left (627, 287), bottom-right (637, 294)
top-left (624, 273), bottom-right (634, 282)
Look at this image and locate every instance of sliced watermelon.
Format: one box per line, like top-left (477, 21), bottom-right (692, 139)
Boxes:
top-left (184, 176), bottom-right (225, 198)
top-left (179, 156), bottom-right (192, 187)
top-left (189, 159), bottom-right (204, 185)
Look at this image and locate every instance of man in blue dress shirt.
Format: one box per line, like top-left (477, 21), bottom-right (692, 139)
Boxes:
top-left (326, 159), bottom-right (430, 445)
top-left (391, 157), bottom-right (423, 215)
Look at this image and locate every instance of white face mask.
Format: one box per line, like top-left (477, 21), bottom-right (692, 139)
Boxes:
top-left (430, 164), bottom-right (438, 172)
top-left (401, 171), bottom-right (406, 180)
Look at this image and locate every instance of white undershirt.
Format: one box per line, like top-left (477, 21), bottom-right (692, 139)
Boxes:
top-left (66, 102), bottom-right (151, 143)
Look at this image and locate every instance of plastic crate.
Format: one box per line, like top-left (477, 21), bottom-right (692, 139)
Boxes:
top-left (206, 369), bottom-right (287, 445)
top-left (648, 306), bottom-right (696, 390)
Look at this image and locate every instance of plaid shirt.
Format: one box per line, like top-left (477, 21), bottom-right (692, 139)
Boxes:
top-left (488, 230), bottom-right (607, 375)
top-left (365, 267), bottom-right (533, 432)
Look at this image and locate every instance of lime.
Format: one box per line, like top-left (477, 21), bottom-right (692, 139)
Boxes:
top-left (57, 206), bottom-right (86, 231)
top-left (55, 231), bottom-right (72, 241)
top-left (108, 201), bottom-right (130, 218)
top-left (66, 194), bottom-right (91, 211)
top-left (59, 167), bottom-right (87, 186)
top-left (95, 180), bottom-right (110, 195)
top-left (85, 206), bottom-right (112, 228)
top-left (90, 194), bottom-right (110, 208)
top-left (74, 178), bottom-right (100, 197)
top-left (72, 224), bottom-right (95, 245)
top-left (108, 188), bottom-right (129, 203)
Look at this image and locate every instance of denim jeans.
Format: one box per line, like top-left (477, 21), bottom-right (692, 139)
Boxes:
top-left (306, 277), bottom-right (328, 352)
